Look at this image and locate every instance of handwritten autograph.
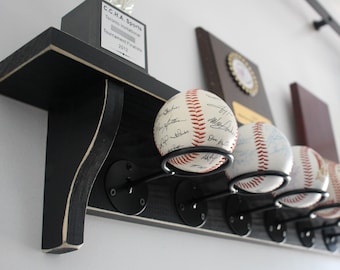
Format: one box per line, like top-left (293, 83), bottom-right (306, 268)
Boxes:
top-left (162, 104), bottom-right (180, 116)
top-left (170, 129), bottom-right (189, 139)
top-left (207, 117), bottom-right (236, 135)
top-left (156, 117), bottom-right (186, 133)
top-left (208, 134), bottom-right (228, 146)
top-left (207, 104), bottom-right (234, 116)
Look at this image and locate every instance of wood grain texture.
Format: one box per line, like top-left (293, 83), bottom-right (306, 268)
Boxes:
top-left (290, 82), bottom-right (339, 162)
top-left (43, 79), bottom-right (124, 253)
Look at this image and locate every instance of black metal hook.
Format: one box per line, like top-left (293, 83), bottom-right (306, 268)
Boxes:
top-left (105, 146), bottom-right (234, 215)
top-left (294, 203), bottom-right (340, 248)
top-left (226, 188), bottom-right (328, 238)
top-left (322, 226), bottom-right (340, 252)
top-left (175, 170), bottom-right (290, 228)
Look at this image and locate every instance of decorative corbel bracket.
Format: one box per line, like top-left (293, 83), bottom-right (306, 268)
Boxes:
top-left (0, 27), bottom-right (177, 253)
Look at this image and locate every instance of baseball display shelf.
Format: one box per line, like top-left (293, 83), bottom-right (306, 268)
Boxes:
top-left (1, 27), bottom-right (340, 256)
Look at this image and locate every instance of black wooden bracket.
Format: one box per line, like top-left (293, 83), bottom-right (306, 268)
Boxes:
top-left (42, 79), bottom-right (124, 253)
top-left (0, 27), bottom-right (177, 253)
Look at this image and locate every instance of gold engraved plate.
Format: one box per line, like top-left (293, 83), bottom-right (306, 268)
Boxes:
top-left (233, 101), bottom-right (272, 125)
top-left (227, 52), bottom-right (258, 96)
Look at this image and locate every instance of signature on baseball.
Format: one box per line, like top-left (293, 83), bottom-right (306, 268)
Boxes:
top-left (156, 116), bottom-right (185, 133)
top-left (206, 104), bottom-right (237, 136)
top-left (161, 104), bottom-right (180, 116)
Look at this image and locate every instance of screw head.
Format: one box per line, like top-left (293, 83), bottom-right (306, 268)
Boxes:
top-left (179, 203), bottom-right (185, 211)
top-left (126, 162), bottom-right (133, 171)
top-left (110, 188), bottom-right (117, 197)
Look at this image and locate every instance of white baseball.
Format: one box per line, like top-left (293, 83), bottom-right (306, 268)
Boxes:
top-left (225, 122), bottom-right (293, 193)
top-left (277, 145), bottom-right (329, 208)
top-left (153, 89), bottom-right (238, 173)
top-left (316, 161), bottom-right (340, 219)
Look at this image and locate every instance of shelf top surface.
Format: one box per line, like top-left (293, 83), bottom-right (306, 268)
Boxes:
top-left (0, 27), bottom-right (177, 110)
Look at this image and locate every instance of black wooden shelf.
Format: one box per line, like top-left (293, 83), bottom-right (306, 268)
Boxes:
top-left (0, 27), bottom-right (339, 255)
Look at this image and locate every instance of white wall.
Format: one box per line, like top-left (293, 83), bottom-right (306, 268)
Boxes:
top-left (1, 0), bottom-right (340, 269)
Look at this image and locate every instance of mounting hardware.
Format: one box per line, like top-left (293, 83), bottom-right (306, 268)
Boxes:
top-left (105, 146), bottom-right (234, 215)
top-left (322, 228), bottom-right (339, 252)
top-left (263, 189), bottom-right (329, 243)
top-left (175, 181), bottom-right (208, 227)
top-left (296, 218), bottom-right (340, 249)
top-left (264, 210), bottom-right (287, 243)
top-left (175, 170), bottom-right (290, 228)
top-left (227, 188), bottom-right (326, 240)
top-left (105, 160), bottom-right (149, 215)
top-left (226, 194), bottom-right (252, 236)
top-left (296, 220), bottom-right (316, 248)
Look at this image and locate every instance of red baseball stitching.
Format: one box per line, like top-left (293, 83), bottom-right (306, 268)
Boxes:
top-left (327, 164), bottom-right (340, 216)
top-left (333, 164), bottom-right (340, 202)
top-left (301, 147), bottom-right (314, 187)
top-left (281, 193), bottom-right (308, 204)
top-left (282, 147), bottom-right (314, 205)
top-left (237, 122), bottom-right (268, 191)
top-left (170, 89), bottom-right (205, 166)
top-left (317, 199), bottom-right (337, 218)
top-left (230, 128), bottom-right (238, 152)
top-left (318, 162), bottom-right (340, 218)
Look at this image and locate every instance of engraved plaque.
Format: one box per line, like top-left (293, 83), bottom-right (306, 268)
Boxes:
top-left (196, 27), bottom-right (275, 125)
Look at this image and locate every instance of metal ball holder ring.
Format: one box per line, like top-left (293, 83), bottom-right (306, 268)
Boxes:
top-left (228, 170), bottom-right (291, 194)
top-left (160, 146), bottom-right (234, 177)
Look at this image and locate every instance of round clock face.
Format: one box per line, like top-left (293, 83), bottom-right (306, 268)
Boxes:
top-left (227, 52), bottom-right (258, 96)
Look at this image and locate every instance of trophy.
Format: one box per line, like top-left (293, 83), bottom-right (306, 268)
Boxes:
top-left (104, 0), bottom-right (136, 14)
top-left (61, 0), bottom-right (147, 72)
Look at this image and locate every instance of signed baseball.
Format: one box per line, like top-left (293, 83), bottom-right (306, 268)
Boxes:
top-left (316, 161), bottom-right (340, 219)
top-left (277, 145), bottom-right (329, 208)
top-left (153, 89), bottom-right (238, 173)
top-left (225, 122), bottom-right (293, 193)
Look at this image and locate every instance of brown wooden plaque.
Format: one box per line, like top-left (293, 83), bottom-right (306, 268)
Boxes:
top-left (196, 27), bottom-right (275, 125)
top-left (291, 82), bottom-right (339, 162)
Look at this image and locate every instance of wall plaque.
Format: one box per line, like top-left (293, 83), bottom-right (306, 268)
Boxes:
top-left (291, 82), bottom-right (339, 162)
top-left (196, 27), bottom-right (274, 125)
